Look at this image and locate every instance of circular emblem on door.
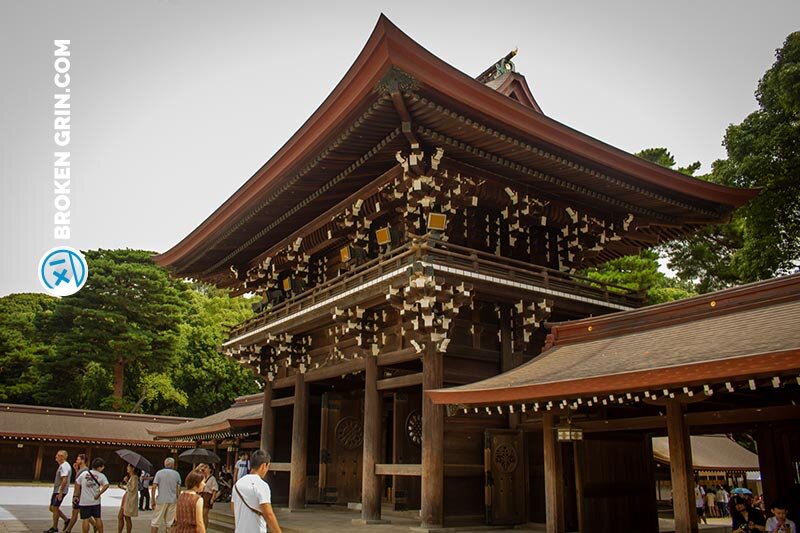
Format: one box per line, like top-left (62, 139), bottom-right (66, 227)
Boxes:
top-left (494, 444), bottom-right (517, 473)
top-left (334, 416), bottom-right (364, 450)
top-left (406, 410), bottom-right (422, 446)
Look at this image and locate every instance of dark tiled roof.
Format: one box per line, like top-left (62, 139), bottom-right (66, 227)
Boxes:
top-left (429, 274), bottom-right (800, 405)
top-left (0, 403), bottom-right (194, 447)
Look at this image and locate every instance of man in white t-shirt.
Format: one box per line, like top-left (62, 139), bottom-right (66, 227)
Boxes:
top-left (231, 450), bottom-right (281, 533)
top-left (45, 449), bottom-right (72, 533)
top-left (233, 453), bottom-right (249, 484)
top-left (74, 458), bottom-right (110, 533)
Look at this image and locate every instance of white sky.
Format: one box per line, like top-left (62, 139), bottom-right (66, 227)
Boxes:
top-left (1, 0), bottom-right (798, 296)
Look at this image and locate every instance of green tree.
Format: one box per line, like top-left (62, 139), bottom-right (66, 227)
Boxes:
top-left (38, 249), bottom-right (189, 409)
top-left (664, 32), bottom-right (800, 287)
top-left (170, 283), bottom-right (259, 417)
top-left (0, 293), bottom-right (56, 402)
top-left (583, 250), bottom-right (695, 304)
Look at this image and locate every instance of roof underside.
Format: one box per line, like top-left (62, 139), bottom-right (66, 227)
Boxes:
top-left (428, 274), bottom-right (800, 406)
top-left (652, 435), bottom-right (759, 471)
top-left (154, 15), bottom-right (757, 284)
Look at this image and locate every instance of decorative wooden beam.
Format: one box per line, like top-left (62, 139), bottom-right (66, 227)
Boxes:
top-left (375, 463), bottom-right (422, 476)
top-left (376, 372), bottom-right (423, 391)
top-left (270, 396), bottom-right (295, 408)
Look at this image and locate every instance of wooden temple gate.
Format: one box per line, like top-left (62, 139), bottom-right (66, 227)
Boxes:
top-left (153, 15), bottom-right (761, 530)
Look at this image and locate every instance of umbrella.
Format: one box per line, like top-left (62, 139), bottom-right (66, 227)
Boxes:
top-left (731, 487), bottom-right (753, 495)
top-left (178, 448), bottom-right (221, 464)
top-left (115, 449), bottom-right (154, 473)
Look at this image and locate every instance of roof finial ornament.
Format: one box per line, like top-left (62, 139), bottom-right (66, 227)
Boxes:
top-left (493, 48), bottom-right (518, 79)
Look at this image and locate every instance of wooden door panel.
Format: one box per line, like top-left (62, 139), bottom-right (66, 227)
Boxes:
top-left (485, 430), bottom-right (525, 525)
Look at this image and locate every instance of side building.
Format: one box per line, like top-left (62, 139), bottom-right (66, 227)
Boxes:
top-left (0, 403), bottom-right (196, 483)
top-left (154, 15), bottom-right (757, 530)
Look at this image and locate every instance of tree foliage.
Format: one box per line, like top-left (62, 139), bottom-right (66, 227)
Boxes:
top-left (0, 249), bottom-right (259, 417)
top-left (0, 293), bottom-right (56, 402)
top-left (663, 32), bottom-right (800, 288)
top-left (582, 250), bottom-right (695, 305)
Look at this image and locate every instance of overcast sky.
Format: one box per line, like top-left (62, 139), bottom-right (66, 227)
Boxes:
top-left (1, 0), bottom-right (798, 297)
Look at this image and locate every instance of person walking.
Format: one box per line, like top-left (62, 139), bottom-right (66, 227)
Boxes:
top-left (140, 471), bottom-right (153, 511)
top-left (716, 485), bottom-right (729, 518)
top-left (45, 449), bottom-right (71, 533)
top-left (74, 458), bottom-right (110, 533)
top-left (65, 454), bottom-right (96, 533)
top-left (175, 470), bottom-right (206, 533)
top-left (231, 450), bottom-right (281, 533)
top-left (232, 453), bottom-right (248, 485)
top-left (117, 464), bottom-right (139, 533)
top-left (150, 457), bottom-right (182, 533)
top-left (707, 488), bottom-right (718, 517)
top-left (197, 464), bottom-right (219, 528)
top-left (695, 483), bottom-right (708, 525)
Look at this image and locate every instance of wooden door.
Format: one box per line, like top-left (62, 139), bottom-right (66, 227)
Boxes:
top-left (485, 429), bottom-right (525, 525)
top-left (319, 391), bottom-right (363, 504)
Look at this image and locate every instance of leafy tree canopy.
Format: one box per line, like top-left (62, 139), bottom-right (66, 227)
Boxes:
top-left (663, 32), bottom-right (800, 288)
top-left (0, 250), bottom-right (259, 417)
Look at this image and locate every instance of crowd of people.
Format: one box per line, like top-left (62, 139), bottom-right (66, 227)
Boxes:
top-left (43, 449), bottom-right (282, 533)
top-left (694, 482), bottom-right (797, 532)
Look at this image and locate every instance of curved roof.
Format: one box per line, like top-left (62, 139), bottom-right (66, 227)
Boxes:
top-left (652, 435), bottom-right (759, 472)
top-left (155, 15), bottom-right (757, 281)
top-left (428, 273), bottom-right (800, 406)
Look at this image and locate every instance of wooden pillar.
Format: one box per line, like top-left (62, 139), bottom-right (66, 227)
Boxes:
top-left (421, 343), bottom-right (444, 528)
top-left (260, 380), bottom-right (275, 455)
top-left (33, 444), bottom-right (44, 481)
top-left (289, 373), bottom-right (308, 510)
top-left (666, 400), bottom-right (697, 533)
top-left (542, 413), bottom-right (565, 533)
top-left (573, 441), bottom-right (584, 533)
top-left (361, 355), bottom-right (383, 522)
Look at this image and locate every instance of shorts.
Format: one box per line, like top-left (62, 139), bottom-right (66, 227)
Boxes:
top-left (50, 493), bottom-right (65, 507)
top-left (150, 503), bottom-right (176, 527)
top-left (697, 506), bottom-right (705, 517)
top-left (80, 504), bottom-right (101, 519)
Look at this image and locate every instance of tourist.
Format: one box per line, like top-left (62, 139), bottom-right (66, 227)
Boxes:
top-left (175, 470), bottom-right (206, 533)
top-left (233, 452), bottom-right (248, 485)
top-left (707, 487), bottom-right (718, 517)
top-left (695, 482), bottom-right (708, 525)
top-left (45, 449), bottom-right (72, 533)
top-left (717, 485), bottom-right (730, 518)
top-left (197, 464), bottom-right (219, 528)
top-left (231, 450), bottom-right (281, 533)
top-left (732, 495), bottom-right (767, 532)
top-left (75, 458), bottom-right (110, 533)
top-left (140, 471), bottom-right (153, 511)
top-left (151, 457), bottom-right (182, 533)
top-left (766, 500), bottom-right (797, 533)
top-left (117, 464), bottom-right (139, 533)
top-left (65, 454), bottom-right (96, 533)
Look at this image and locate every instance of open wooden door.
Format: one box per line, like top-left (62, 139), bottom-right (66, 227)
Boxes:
top-left (485, 429), bottom-right (525, 525)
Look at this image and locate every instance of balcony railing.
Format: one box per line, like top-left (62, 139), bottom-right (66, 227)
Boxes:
top-left (226, 234), bottom-right (645, 342)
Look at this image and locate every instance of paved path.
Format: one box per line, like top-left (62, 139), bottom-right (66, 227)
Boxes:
top-left (0, 484), bottom-right (735, 533)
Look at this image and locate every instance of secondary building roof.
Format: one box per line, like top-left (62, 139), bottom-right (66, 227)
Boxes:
top-left (148, 393), bottom-right (263, 441)
top-left (0, 403), bottom-right (196, 448)
top-left (428, 273), bottom-right (800, 407)
top-left (652, 435), bottom-right (759, 472)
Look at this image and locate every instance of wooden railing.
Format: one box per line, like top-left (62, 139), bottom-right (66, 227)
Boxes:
top-left (227, 235), bottom-right (644, 341)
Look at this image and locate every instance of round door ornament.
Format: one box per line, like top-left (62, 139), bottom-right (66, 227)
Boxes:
top-left (334, 416), bottom-right (364, 450)
top-left (406, 410), bottom-right (422, 446)
top-left (493, 444), bottom-right (517, 473)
